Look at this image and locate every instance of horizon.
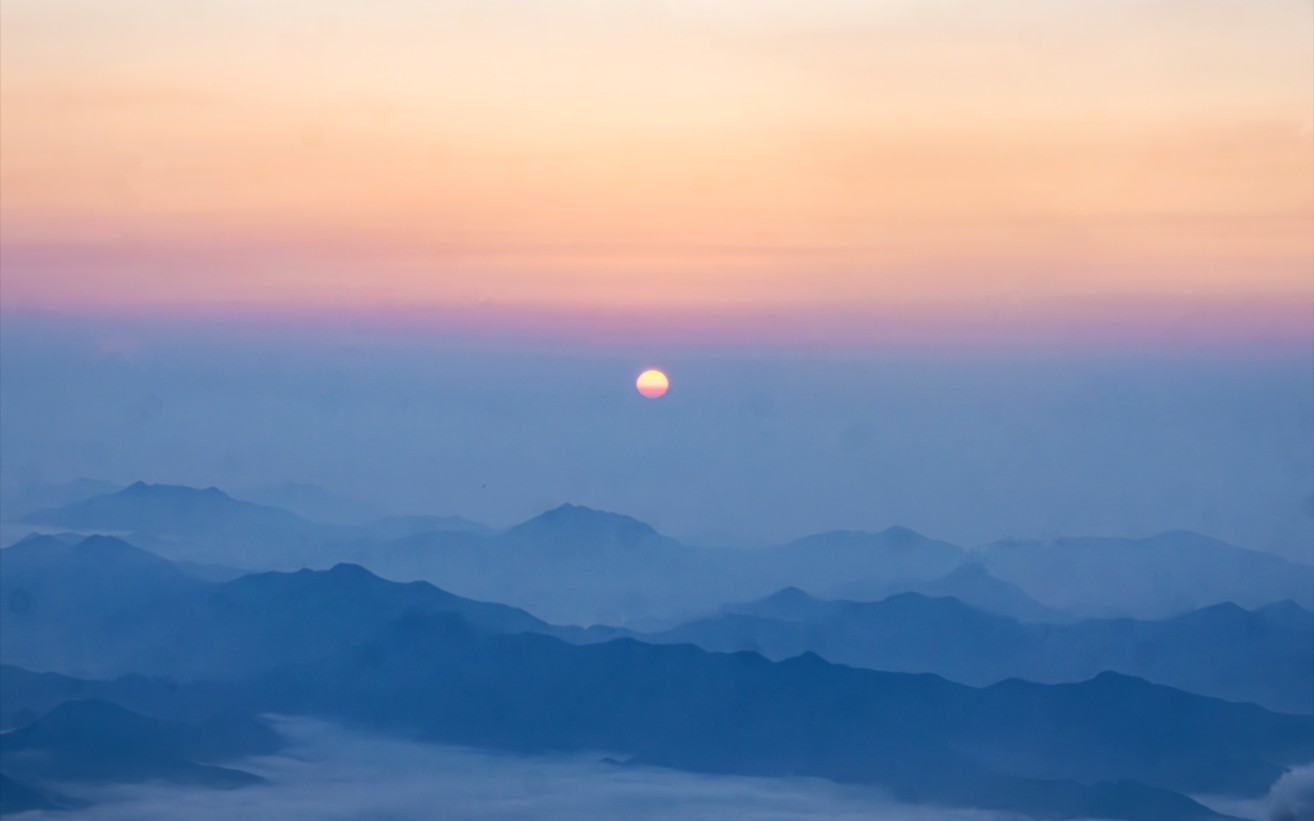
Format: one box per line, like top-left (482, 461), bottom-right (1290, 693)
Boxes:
top-left (7, 478), bottom-right (1314, 566)
top-left (4, 316), bottom-right (1310, 563)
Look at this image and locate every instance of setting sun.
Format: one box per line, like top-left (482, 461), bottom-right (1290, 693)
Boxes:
top-left (636, 369), bottom-right (669, 399)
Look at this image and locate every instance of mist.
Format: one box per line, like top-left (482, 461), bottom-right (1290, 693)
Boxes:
top-left (15, 717), bottom-right (1040, 821)
top-left (3, 315), bottom-right (1311, 562)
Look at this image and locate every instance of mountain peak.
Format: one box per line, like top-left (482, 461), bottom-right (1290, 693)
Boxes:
top-left (1258, 599), bottom-right (1312, 616)
top-left (121, 482), bottom-right (231, 500)
top-left (876, 525), bottom-right (927, 544)
top-left (74, 534), bottom-right (150, 555)
top-left (512, 504), bottom-right (658, 540)
top-left (763, 586), bottom-right (817, 606)
top-left (7, 532), bottom-right (77, 549)
top-left (20, 481), bottom-right (309, 538)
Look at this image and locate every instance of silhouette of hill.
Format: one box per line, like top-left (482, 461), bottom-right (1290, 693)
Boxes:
top-left (19, 482), bottom-right (326, 566)
top-left (22, 481), bottom-right (310, 534)
top-left (244, 615), bottom-right (1304, 819)
top-left (853, 561), bottom-right (1067, 622)
top-left (1, 535), bottom-right (561, 679)
top-left (4, 609), bottom-right (1308, 820)
top-left (22, 484), bottom-right (1310, 627)
top-left (0, 700), bottom-right (268, 789)
top-left (0, 477), bottom-right (120, 522)
top-left (979, 531), bottom-right (1314, 618)
top-left (646, 589), bottom-right (1314, 713)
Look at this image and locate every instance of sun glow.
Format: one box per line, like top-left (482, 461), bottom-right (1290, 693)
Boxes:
top-left (636, 369), bottom-right (669, 399)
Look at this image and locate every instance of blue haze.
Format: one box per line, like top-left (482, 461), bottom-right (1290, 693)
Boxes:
top-left (3, 314), bottom-right (1309, 562)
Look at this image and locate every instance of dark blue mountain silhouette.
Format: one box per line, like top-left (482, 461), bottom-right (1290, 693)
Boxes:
top-left (6, 602), bottom-right (1308, 821)
top-left (243, 614), bottom-right (1303, 818)
top-left (1, 535), bottom-right (558, 679)
top-left (645, 589), bottom-right (1314, 713)
top-left (4, 521), bottom-right (1310, 820)
top-left (0, 700), bottom-right (270, 789)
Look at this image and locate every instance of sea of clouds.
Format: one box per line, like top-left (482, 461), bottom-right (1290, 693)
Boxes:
top-left (19, 717), bottom-right (1310, 821)
top-left (12, 717), bottom-right (1043, 821)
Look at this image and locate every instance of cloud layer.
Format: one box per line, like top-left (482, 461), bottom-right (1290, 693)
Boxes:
top-left (25, 717), bottom-right (1042, 821)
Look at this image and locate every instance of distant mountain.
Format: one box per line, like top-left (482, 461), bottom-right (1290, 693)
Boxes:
top-left (0, 476), bottom-right (121, 521)
top-left (20, 481), bottom-right (325, 566)
top-left (22, 481), bottom-right (310, 534)
top-left (236, 482), bottom-right (496, 536)
top-left (507, 503), bottom-right (661, 546)
top-left (350, 503), bottom-right (717, 626)
top-left (648, 589), bottom-right (1314, 713)
top-left (17, 481), bottom-right (491, 570)
top-left (757, 527), bottom-right (966, 591)
top-left (2, 533), bottom-right (199, 597)
top-left (0, 534), bottom-right (562, 679)
top-left (841, 561), bottom-right (1068, 623)
top-left (21, 484), bottom-right (1311, 630)
top-left (1, 534), bottom-right (207, 673)
top-left (0, 700), bottom-right (269, 789)
top-left (0, 664), bottom-right (254, 730)
top-left (350, 513), bottom-right (1314, 629)
top-left (353, 517), bottom-right (978, 627)
top-left (979, 531), bottom-right (1314, 618)
top-left (2, 665), bottom-right (108, 729)
top-left (235, 480), bottom-right (386, 525)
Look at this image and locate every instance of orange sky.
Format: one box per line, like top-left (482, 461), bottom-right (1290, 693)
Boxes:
top-left (2, 0), bottom-right (1311, 346)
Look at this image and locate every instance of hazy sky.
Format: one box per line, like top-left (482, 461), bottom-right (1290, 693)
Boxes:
top-left (0, 1), bottom-right (1311, 561)
top-left (1, 0), bottom-right (1311, 346)
top-left (2, 315), bottom-right (1311, 562)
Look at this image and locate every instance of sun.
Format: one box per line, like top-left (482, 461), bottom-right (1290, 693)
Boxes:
top-left (636, 369), bottom-right (669, 399)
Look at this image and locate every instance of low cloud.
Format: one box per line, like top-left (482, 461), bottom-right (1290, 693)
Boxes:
top-left (1268, 765), bottom-right (1314, 821)
top-left (24, 716), bottom-right (1040, 820)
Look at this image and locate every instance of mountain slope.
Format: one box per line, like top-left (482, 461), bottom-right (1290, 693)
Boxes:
top-left (0, 535), bottom-right (561, 679)
top-left (5, 612), bottom-right (1308, 820)
top-left (19, 482), bottom-right (325, 566)
top-left (979, 531), bottom-right (1314, 618)
top-left (647, 589), bottom-right (1314, 713)
top-left (757, 527), bottom-right (967, 591)
top-left (0, 700), bottom-right (268, 788)
top-left (249, 614), bottom-right (1306, 819)
top-left (1, 534), bottom-right (207, 673)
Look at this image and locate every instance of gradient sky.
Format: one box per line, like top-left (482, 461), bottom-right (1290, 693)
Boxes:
top-left (1, 1), bottom-right (1312, 560)
top-left (2, 0), bottom-right (1311, 347)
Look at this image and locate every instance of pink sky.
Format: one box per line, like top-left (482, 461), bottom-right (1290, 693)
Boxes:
top-left (2, 0), bottom-right (1311, 349)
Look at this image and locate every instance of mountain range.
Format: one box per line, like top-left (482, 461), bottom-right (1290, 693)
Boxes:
top-left (14, 482), bottom-right (1311, 626)
top-left (0, 534), bottom-right (561, 679)
top-left (633, 587), bottom-right (1314, 713)
top-left (5, 482), bottom-right (1312, 819)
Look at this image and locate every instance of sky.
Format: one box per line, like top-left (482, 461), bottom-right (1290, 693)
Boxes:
top-left (1, 0), bottom-right (1311, 345)
top-left (0, 1), bottom-right (1311, 560)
